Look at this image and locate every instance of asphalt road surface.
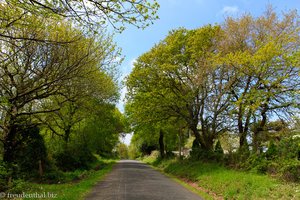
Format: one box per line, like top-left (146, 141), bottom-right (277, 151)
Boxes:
top-left (85, 160), bottom-right (203, 200)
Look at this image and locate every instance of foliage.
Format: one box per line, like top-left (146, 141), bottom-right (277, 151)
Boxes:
top-left (280, 160), bottom-right (300, 182)
top-left (0, 4), bottom-right (123, 188)
top-left (0, 161), bottom-right (11, 191)
top-left (126, 9), bottom-right (300, 180)
top-left (277, 135), bottom-right (300, 160)
top-left (4, 0), bottom-right (159, 33)
top-left (12, 126), bottom-right (49, 178)
top-left (83, 106), bottom-right (125, 157)
top-left (126, 25), bottom-right (228, 151)
top-left (214, 140), bottom-right (223, 154)
top-left (265, 141), bottom-right (277, 160)
top-left (25, 159), bottom-right (116, 200)
top-left (232, 133), bottom-right (300, 183)
top-left (54, 145), bottom-right (96, 172)
top-left (145, 158), bottom-right (300, 200)
top-left (117, 143), bottom-right (129, 159)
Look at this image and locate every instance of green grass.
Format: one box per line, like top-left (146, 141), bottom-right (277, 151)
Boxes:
top-left (144, 158), bottom-right (300, 200)
top-left (23, 159), bottom-right (115, 200)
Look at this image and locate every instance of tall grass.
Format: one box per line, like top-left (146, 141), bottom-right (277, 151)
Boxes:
top-left (23, 159), bottom-right (115, 200)
top-left (146, 158), bottom-right (300, 199)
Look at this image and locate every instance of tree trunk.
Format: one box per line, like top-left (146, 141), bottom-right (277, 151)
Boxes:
top-left (200, 123), bottom-right (214, 151)
top-left (38, 160), bottom-right (43, 177)
top-left (238, 115), bottom-right (246, 148)
top-left (203, 133), bottom-right (214, 151)
top-left (159, 129), bottom-right (165, 158)
top-left (178, 129), bottom-right (182, 159)
top-left (253, 109), bottom-right (267, 154)
top-left (190, 125), bottom-right (205, 148)
top-left (238, 107), bottom-right (251, 151)
top-left (3, 125), bottom-right (17, 163)
top-left (64, 127), bottom-right (71, 144)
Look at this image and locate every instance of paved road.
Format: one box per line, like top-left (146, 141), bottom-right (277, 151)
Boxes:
top-left (85, 160), bottom-right (202, 200)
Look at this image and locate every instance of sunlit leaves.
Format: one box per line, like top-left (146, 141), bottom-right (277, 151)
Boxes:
top-left (126, 8), bottom-right (300, 152)
top-left (5, 0), bottom-right (160, 33)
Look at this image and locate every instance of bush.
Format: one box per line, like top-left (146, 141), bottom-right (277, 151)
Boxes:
top-left (54, 144), bottom-right (96, 171)
top-left (190, 141), bottom-right (224, 162)
top-left (42, 169), bottom-right (65, 183)
top-left (190, 139), bottom-right (214, 161)
top-left (277, 136), bottom-right (300, 159)
top-left (7, 179), bottom-right (26, 193)
top-left (14, 126), bottom-right (50, 179)
top-left (213, 140), bottom-right (224, 161)
top-left (0, 162), bottom-right (11, 191)
top-left (265, 141), bottom-right (278, 160)
top-left (0, 162), bottom-right (28, 193)
top-left (243, 154), bottom-right (269, 174)
top-left (280, 160), bottom-right (300, 182)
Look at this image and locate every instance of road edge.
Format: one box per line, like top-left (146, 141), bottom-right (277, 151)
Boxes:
top-left (144, 162), bottom-right (214, 200)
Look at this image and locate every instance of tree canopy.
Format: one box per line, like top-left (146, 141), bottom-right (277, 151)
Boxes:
top-left (126, 8), bottom-right (300, 157)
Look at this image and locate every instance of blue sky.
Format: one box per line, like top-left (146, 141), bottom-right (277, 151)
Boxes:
top-left (115, 0), bottom-right (299, 144)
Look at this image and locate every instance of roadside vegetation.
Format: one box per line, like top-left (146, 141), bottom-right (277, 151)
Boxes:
top-left (0, 0), bottom-right (159, 194)
top-left (25, 158), bottom-right (115, 200)
top-left (144, 155), bottom-right (299, 200)
top-left (126, 7), bottom-right (300, 200)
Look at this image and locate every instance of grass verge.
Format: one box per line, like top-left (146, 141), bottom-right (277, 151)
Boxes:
top-left (21, 159), bottom-right (115, 200)
top-left (144, 157), bottom-right (300, 200)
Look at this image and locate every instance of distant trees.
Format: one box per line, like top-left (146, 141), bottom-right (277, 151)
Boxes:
top-left (125, 9), bottom-right (300, 159)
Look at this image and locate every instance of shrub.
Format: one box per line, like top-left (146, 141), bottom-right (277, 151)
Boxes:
top-left (280, 160), bottom-right (300, 182)
top-left (214, 140), bottom-right (224, 154)
top-left (265, 141), bottom-right (278, 160)
top-left (244, 154), bottom-right (269, 174)
top-left (214, 140), bottom-right (224, 162)
top-left (14, 126), bottom-right (50, 179)
top-left (266, 161), bottom-right (279, 175)
top-left (0, 162), bottom-right (11, 191)
top-left (42, 169), bottom-right (65, 183)
top-left (277, 136), bottom-right (300, 159)
top-left (7, 179), bottom-right (26, 193)
top-left (54, 144), bottom-right (96, 171)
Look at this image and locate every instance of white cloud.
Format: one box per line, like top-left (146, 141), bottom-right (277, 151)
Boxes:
top-left (221, 6), bottom-right (239, 15)
top-left (116, 86), bottom-right (127, 113)
top-left (122, 58), bottom-right (136, 75)
top-left (129, 58), bottom-right (137, 70)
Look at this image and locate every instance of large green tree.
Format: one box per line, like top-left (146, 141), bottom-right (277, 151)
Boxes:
top-left (126, 26), bottom-right (231, 151)
top-left (126, 9), bottom-right (300, 156)
top-left (219, 9), bottom-right (300, 152)
top-left (0, 16), bottom-right (115, 163)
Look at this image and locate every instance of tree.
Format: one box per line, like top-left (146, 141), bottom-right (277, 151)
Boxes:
top-left (1, 0), bottom-right (159, 38)
top-left (220, 8), bottom-right (300, 152)
top-left (38, 69), bottom-right (119, 144)
top-left (84, 106), bottom-right (126, 157)
top-left (126, 8), bottom-right (299, 159)
top-left (0, 16), bottom-right (113, 163)
top-left (117, 143), bottom-right (129, 159)
top-left (126, 26), bottom-right (232, 152)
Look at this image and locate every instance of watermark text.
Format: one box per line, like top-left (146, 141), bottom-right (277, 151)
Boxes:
top-left (0, 192), bottom-right (57, 199)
